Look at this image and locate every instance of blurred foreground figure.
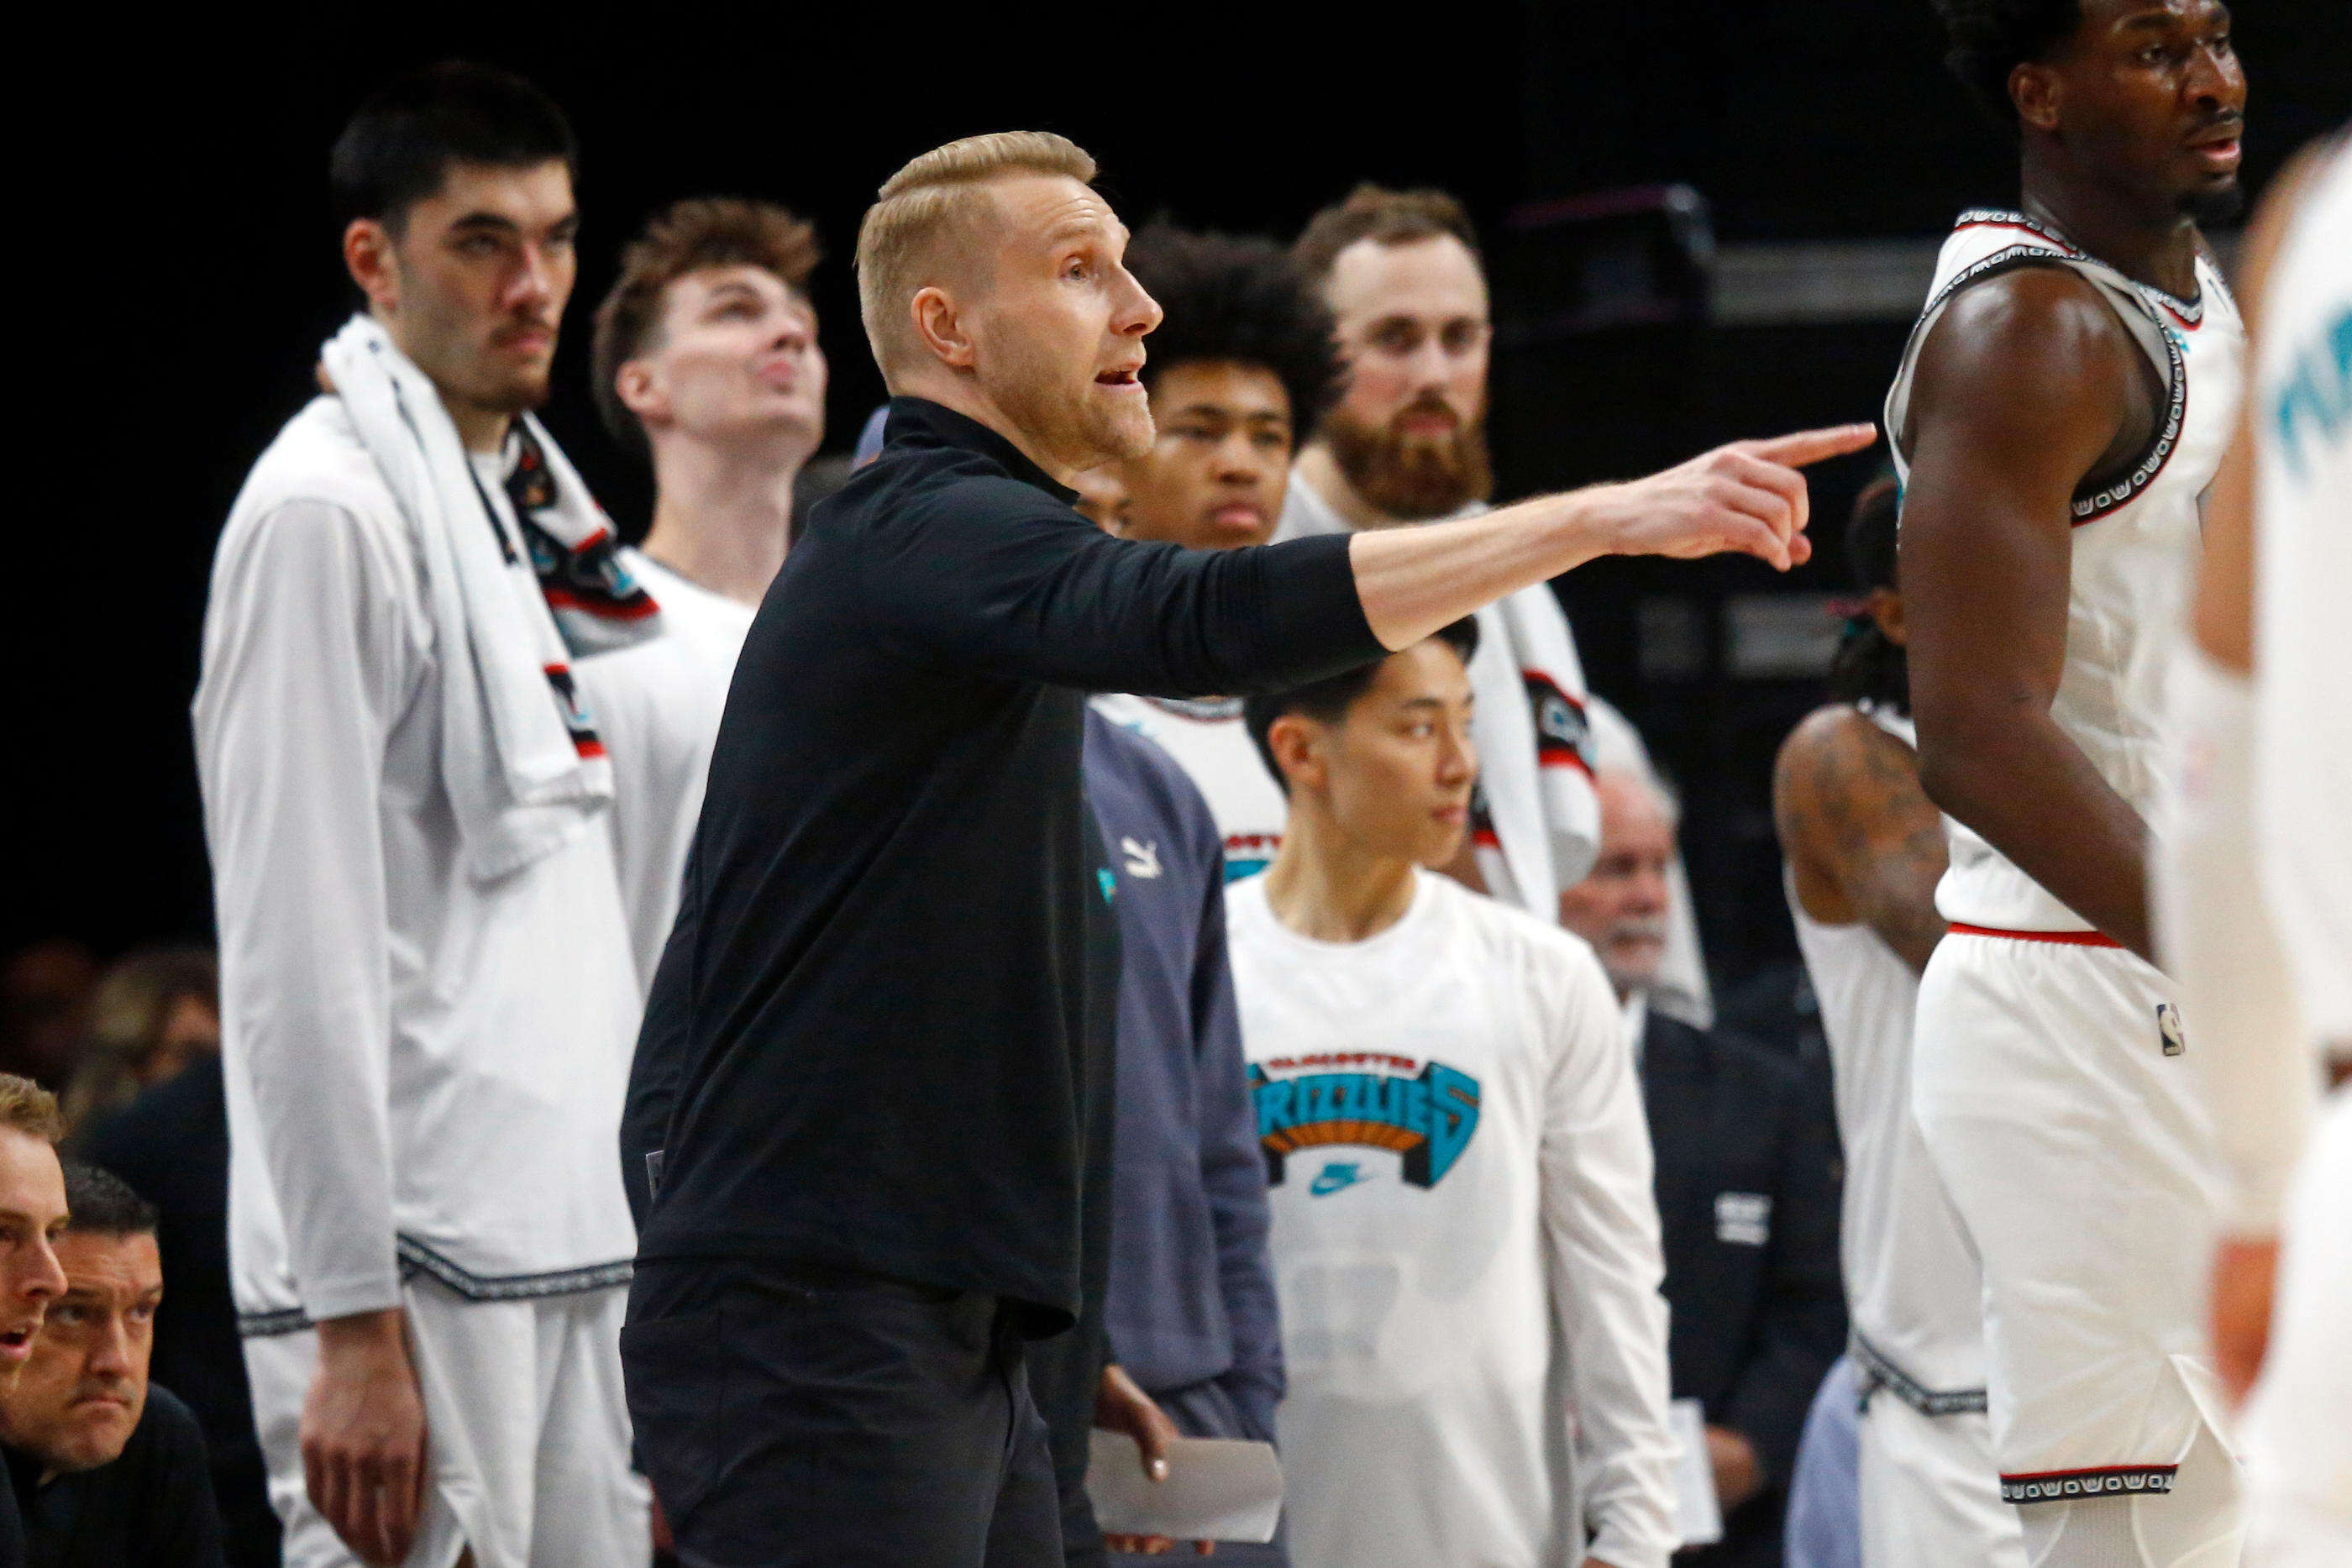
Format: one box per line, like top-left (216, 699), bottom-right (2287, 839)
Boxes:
top-left (2155, 129), bottom-right (2350, 1568)
top-left (194, 62), bottom-right (649, 1568)
top-left (1, 1162), bottom-right (223, 1565)
top-left (1893, 1), bottom-right (2248, 1560)
top-left (1774, 479), bottom-right (2024, 1568)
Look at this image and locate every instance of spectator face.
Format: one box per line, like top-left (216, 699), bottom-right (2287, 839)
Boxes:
top-left (1318, 234), bottom-right (1493, 519)
top-left (0, 1229), bottom-right (161, 1474)
top-left (1280, 640), bottom-right (1478, 865)
top-left (0, 1130), bottom-right (69, 1384)
top-left (962, 174), bottom-right (1163, 475)
top-left (347, 160), bottom-right (580, 422)
top-left (620, 265), bottom-right (827, 459)
top-left (143, 993), bottom-right (218, 1088)
top-left (1116, 359), bottom-right (1294, 550)
top-left (1557, 771), bottom-right (1677, 998)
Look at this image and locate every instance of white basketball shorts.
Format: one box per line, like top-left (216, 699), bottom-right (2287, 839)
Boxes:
top-left (244, 1277), bottom-right (650, 1568)
top-left (1911, 929), bottom-right (2237, 1512)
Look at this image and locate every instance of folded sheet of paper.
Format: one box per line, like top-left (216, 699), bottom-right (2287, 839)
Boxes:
top-left (1085, 1430), bottom-right (1284, 1543)
top-left (1668, 1397), bottom-right (1725, 1547)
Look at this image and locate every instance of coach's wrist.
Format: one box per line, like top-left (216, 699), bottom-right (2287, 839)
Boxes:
top-left (1530, 483), bottom-right (1632, 573)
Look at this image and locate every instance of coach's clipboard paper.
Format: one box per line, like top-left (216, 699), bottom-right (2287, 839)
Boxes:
top-left (1085, 1430), bottom-right (1284, 1543)
top-left (1668, 1397), bottom-right (1725, 1546)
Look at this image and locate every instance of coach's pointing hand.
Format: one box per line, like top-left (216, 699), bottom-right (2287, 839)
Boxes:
top-left (1348, 422), bottom-right (1877, 652)
top-left (1595, 423), bottom-right (1881, 570)
top-left (303, 1306), bottom-right (428, 1565)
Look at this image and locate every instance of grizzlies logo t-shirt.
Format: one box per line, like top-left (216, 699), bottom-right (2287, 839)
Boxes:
top-left (1225, 870), bottom-right (1679, 1568)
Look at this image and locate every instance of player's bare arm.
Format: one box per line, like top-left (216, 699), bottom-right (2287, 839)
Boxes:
top-left (1900, 266), bottom-right (2166, 957)
top-left (1775, 707), bottom-right (1948, 974)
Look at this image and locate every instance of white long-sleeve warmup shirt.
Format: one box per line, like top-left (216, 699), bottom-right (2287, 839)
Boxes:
top-left (571, 551), bottom-right (755, 993)
top-left (194, 397), bottom-right (641, 1332)
top-left (1228, 871), bottom-right (1678, 1568)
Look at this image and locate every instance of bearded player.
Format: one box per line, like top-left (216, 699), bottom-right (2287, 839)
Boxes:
top-left (1892, 3), bottom-right (2247, 1565)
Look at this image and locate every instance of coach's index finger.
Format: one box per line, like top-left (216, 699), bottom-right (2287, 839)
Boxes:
top-left (1739, 422), bottom-right (1880, 469)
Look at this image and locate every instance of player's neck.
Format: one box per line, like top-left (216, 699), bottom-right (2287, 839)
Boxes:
top-left (639, 437), bottom-right (803, 608)
top-left (2020, 152), bottom-right (2203, 301)
top-left (1263, 811), bottom-right (1420, 944)
top-left (1291, 444), bottom-right (1396, 531)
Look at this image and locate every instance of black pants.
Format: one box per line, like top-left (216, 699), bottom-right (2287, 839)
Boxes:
top-left (623, 1257), bottom-right (1063, 1568)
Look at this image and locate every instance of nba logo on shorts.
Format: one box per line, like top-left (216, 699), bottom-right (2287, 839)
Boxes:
top-left (2156, 1003), bottom-right (2187, 1057)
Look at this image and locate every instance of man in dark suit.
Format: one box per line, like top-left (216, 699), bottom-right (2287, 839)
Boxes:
top-left (1562, 763), bottom-right (1845, 1567)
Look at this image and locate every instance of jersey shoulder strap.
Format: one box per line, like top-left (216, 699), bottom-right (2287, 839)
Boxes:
top-left (1885, 211), bottom-right (2184, 522)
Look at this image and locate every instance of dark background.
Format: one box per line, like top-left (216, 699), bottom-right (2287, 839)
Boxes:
top-left (24, 4), bottom-right (2347, 995)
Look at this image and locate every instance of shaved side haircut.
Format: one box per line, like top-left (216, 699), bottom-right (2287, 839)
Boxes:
top-left (855, 131), bottom-right (1099, 378)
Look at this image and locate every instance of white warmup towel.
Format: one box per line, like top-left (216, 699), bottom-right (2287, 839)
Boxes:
top-left (319, 314), bottom-right (661, 882)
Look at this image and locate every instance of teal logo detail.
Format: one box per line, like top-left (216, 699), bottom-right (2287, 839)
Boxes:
top-left (1097, 868), bottom-right (1117, 904)
top-left (1250, 1058), bottom-right (1481, 1188)
top-left (1310, 1162), bottom-right (1368, 1197)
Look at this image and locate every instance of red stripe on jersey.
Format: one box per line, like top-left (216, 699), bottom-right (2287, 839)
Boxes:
top-left (1947, 922), bottom-right (2122, 948)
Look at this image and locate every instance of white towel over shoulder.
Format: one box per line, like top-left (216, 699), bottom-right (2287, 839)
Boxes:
top-left (320, 314), bottom-right (645, 881)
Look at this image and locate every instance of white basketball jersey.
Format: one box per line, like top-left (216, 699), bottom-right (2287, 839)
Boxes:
top-left (2253, 142), bottom-right (2352, 1041)
top-left (1089, 691), bottom-right (1290, 881)
top-left (1885, 211), bottom-right (2246, 931)
top-left (1786, 705), bottom-right (1986, 1393)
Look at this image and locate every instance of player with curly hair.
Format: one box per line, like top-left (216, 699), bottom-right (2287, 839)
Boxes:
top-left (1089, 226), bottom-right (1345, 879)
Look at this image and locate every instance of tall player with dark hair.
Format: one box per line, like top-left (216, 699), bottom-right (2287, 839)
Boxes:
top-left (1775, 478), bottom-right (2024, 1568)
top-left (1893, 4), bottom-right (2247, 1564)
top-left (197, 64), bottom-right (653, 1567)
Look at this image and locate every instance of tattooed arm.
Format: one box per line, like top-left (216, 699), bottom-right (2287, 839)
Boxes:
top-left (1773, 706), bottom-right (1949, 974)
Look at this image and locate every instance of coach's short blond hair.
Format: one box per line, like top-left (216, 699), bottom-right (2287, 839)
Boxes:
top-left (856, 131), bottom-right (1099, 376)
top-left (0, 1073), bottom-right (60, 1144)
